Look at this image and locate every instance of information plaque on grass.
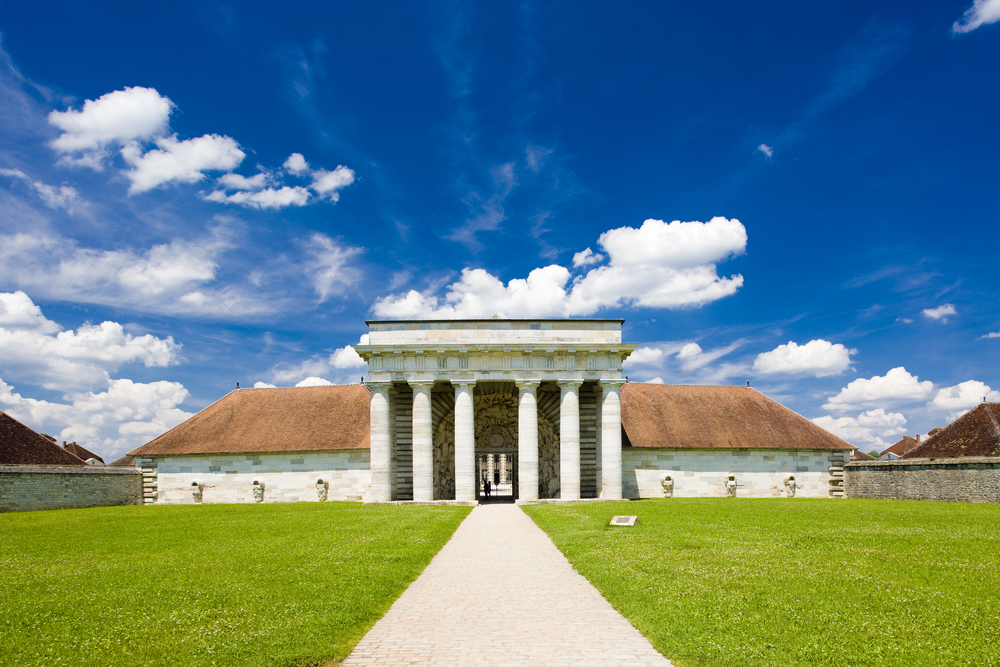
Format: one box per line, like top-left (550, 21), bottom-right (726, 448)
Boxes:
top-left (610, 515), bottom-right (637, 527)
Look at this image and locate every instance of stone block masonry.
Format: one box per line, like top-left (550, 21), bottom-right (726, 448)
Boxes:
top-left (0, 465), bottom-right (142, 512)
top-left (623, 448), bottom-right (846, 499)
top-left (152, 450), bottom-right (370, 504)
top-left (845, 457), bottom-right (1000, 503)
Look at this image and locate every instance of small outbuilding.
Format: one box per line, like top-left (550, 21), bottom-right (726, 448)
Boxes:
top-left (903, 403), bottom-right (1000, 459)
top-left (0, 411), bottom-right (87, 466)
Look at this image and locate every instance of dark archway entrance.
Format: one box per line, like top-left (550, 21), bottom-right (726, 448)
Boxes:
top-left (477, 452), bottom-right (517, 503)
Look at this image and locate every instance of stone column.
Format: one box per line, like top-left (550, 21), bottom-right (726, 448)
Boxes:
top-left (594, 384), bottom-right (603, 496)
top-left (411, 382), bottom-right (434, 502)
top-left (388, 386), bottom-right (398, 501)
top-left (516, 380), bottom-right (541, 502)
top-left (454, 381), bottom-right (476, 502)
top-left (369, 382), bottom-right (392, 503)
top-left (558, 379), bottom-right (583, 500)
top-left (600, 380), bottom-right (626, 500)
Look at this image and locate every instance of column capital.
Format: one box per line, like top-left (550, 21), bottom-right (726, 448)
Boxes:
top-left (515, 379), bottom-right (541, 389)
top-left (557, 378), bottom-right (584, 389)
top-left (599, 379), bottom-right (628, 389)
top-left (410, 380), bottom-right (435, 390)
top-left (367, 381), bottom-right (392, 394)
top-left (453, 379), bottom-right (477, 389)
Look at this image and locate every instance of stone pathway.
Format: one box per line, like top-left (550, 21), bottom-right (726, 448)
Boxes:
top-left (341, 504), bottom-right (673, 667)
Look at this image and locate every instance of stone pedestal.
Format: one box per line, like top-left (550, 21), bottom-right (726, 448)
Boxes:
top-left (412, 382), bottom-right (434, 502)
top-left (454, 382), bottom-right (476, 502)
top-left (559, 379), bottom-right (583, 500)
top-left (517, 380), bottom-right (541, 502)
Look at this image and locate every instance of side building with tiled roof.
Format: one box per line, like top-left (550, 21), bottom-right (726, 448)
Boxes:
top-left (128, 385), bottom-right (371, 504)
top-left (902, 403), bottom-right (1000, 459)
top-left (1, 411), bottom-right (88, 466)
top-left (620, 384), bottom-right (851, 499)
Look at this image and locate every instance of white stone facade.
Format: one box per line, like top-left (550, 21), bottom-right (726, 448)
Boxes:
top-left (150, 450), bottom-right (370, 504)
top-left (623, 448), bottom-right (847, 499)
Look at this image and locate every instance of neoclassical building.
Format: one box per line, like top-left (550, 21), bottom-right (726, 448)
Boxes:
top-left (130, 318), bottom-right (852, 504)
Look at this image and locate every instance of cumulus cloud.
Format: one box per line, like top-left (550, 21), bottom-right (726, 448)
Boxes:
top-left (310, 165), bottom-right (355, 200)
top-left (0, 168), bottom-right (81, 212)
top-left (253, 382), bottom-right (277, 389)
top-left (217, 171), bottom-right (269, 191)
top-left (980, 331), bottom-right (1000, 339)
top-left (572, 247), bottom-right (604, 268)
top-left (205, 185), bottom-right (310, 209)
top-left (374, 217), bottom-right (746, 318)
top-left (48, 86), bottom-right (173, 157)
top-left (284, 153), bottom-right (309, 174)
top-left (268, 335), bottom-right (370, 387)
top-left (953, 0), bottom-right (1000, 33)
top-left (623, 346), bottom-right (665, 367)
top-left (753, 339), bottom-right (856, 377)
top-left (922, 304), bottom-right (957, 322)
top-left (646, 377), bottom-right (665, 384)
top-left (0, 291), bottom-right (181, 392)
top-left (929, 380), bottom-right (1000, 420)
top-left (122, 133), bottom-right (244, 193)
top-left (0, 377), bottom-right (192, 459)
top-left (822, 367), bottom-right (934, 411)
top-left (812, 408), bottom-right (908, 447)
top-left (756, 143), bottom-right (774, 158)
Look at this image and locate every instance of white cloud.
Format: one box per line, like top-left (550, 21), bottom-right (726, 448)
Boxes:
top-left (0, 168), bottom-right (81, 212)
top-left (953, 0), bottom-right (1000, 33)
top-left (48, 86), bottom-right (173, 157)
top-left (645, 377), bottom-right (665, 384)
top-left (122, 133), bottom-right (245, 193)
top-left (253, 382), bottom-right (277, 389)
top-left (295, 376), bottom-right (332, 387)
top-left (930, 380), bottom-right (1000, 420)
top-left (374, 217), bottom-right (746, 318)
top-left (812, 409), bottom-right (908, 448)
top-left (0, 291), bottom-right (181, 392)
top-left (268, 335), bottom-right (370, 386)
top-left (284, 153), bottom-right (309, 174)
top-left (753, 339), bottom-right (856, 377)
top-left (622, 346), bottom-right (665, 367)
top-left (823, 367), bottom-right (934, 411)
top-left (981, 331), bottom-right (1000, 339)
top-left (922, 304), bottom-right (957, 322)
top-left (756, 143), bottom-right (774, 158)
top-left (304, 233), bottom-right (364, 302)
top-left (675, 341), bottom-right (744, 371)
top-left (217, 171), bottom-right (269, 191)
top-left (0, 377), bottom-right (192, 460)
top-left (206, 185), bottom-right (310, 209)
top-left (572, 247), bottom-right (604, 267)
top-left (331, 344), bottom-right (366, 369)
top-left (677, 342), bottom-right (702, 361)
top-left (310, 165), bottom-right (355, 200)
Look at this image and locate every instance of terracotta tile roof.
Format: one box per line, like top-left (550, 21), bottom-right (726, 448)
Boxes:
top-left (621, 383), bottom-right (851, 451)
top-left (109, 454), bottom-right (135, 467)
top-left (63, 442), bottom-right (104, 464)
top-left (851, 448), bottom-right (876, 461)
top-left (0, 411), bottom-right (87, 465)
top-left (880, 436), bottom-right (919, 458)
top-left (128, 385), bottom-right (371, 456)
top-left (902, 403), bottom-right (1000, 458)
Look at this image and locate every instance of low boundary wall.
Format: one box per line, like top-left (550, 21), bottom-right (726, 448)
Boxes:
top-left (845, 457), bottom-right (1000, 503)
top-left (0, 465), bottom-right (142, 512)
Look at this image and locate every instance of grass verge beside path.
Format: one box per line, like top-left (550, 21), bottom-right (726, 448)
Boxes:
top-left (0, 502), bottom-right (470, 667)
top-left (523, 498), bottom-right (1000, 667)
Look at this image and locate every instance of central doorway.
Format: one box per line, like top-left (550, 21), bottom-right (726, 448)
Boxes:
top-left (477, 452), bottom-right (517, 503)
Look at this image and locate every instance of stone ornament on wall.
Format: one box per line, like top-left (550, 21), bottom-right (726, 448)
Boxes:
top-left (191, 479), bottom-right (205, 503)
top-left (725, 474), bottom-right (738, 498)
top-left (316, 478), bottom-right (329, 502)
top-left (252, 480), bottom-right (265, 503)
top-left (659, 473), bottom-right (674, 498)
top-left (434, 390), bottom-right (561, 500)
top-left (784, 474), bottom-right (799, 498)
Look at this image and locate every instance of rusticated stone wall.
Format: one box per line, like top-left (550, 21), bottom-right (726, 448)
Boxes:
top-left (0, 465), bottom-right (142, 512)
top-left (845, 457), bottom-right (1000, 503)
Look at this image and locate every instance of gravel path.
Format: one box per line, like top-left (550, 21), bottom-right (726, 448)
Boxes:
top-left (341, 503), bottom-right (673, 667)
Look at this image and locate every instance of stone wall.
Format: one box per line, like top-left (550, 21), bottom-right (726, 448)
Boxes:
top-left (623, 448), bottom-right (847, 499)
top-left (0, 465), bottom-right (142, 512)
top-left (845, 457), bottom-right (1000, 503)
top-left (150, 450), bottom-right (370, 504)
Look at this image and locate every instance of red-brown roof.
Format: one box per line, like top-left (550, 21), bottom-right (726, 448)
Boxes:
top-left (621, 383), bottom-right (851, 451)
top-left (880, 436), bottom-right (919, 458)
top-left (902, 403), bottom-right (1000, 458)
top-left (129, 385), bottom-right (371, 456)
top-left (64, 442), bottom-right (104, 464)
top-left (851, 448), bottom-right (876, 461)
top-left (109, 454), bottom-right (135, 467)
top-left (0, 411), bottom-right (87, 465)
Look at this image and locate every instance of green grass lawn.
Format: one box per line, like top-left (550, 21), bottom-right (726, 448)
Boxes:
top-left (523, 498), bottom-right (1000, 667)
top-left (0, 502), bottom-right (470, 667)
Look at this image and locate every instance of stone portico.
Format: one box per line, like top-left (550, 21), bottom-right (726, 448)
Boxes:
top-left (354, 319), bottom-right (635, 503)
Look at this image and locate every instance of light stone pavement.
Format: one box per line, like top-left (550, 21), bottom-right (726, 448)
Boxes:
top-left (341, 504), bottom-right (673, 667)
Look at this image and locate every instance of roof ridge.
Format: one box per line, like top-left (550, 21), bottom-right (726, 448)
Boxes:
top-left (127, 389), bottom-right (238, 456)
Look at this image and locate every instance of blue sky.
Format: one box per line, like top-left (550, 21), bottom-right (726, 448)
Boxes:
top-left (0, 1), bottom-right (998, 460)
